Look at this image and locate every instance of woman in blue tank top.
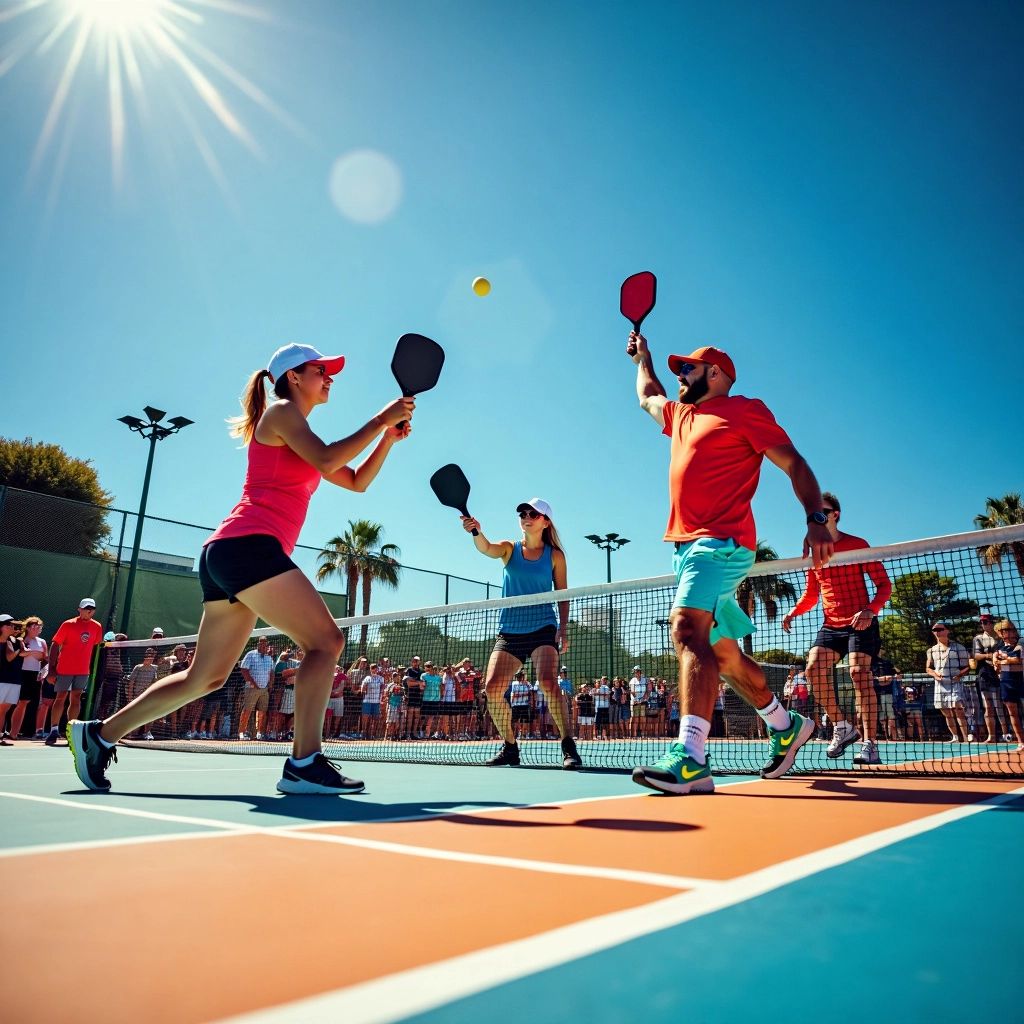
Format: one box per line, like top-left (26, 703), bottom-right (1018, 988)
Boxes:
top-left (460, 498), bottom-right (582, 769)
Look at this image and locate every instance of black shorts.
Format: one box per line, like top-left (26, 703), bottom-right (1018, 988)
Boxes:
top-left (199, 535), bottom-right (298, 604)
top-left (511, 705), bottom-right (532, 723)
top-left (20, 671), bottom-right (41, 704)
top-left (492, 625), bottom-right (558, 665)
top-left (422, 700), bottom-right (442, 715)
top-left (812, 620), bottom-right (881, 659)
top-left (595, 707), bottom-right (610, 727)
top-left (1001, 674), bottom-right (1023, 703)
top-left (406, 691), bottom-right (423, 708)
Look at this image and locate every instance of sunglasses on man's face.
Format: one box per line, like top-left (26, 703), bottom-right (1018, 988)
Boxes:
top-left (933, 628), bottom-right (947, 634)
top-left (676, 363), bottom-right (700, 377)
top-left (518, 509), bottom-right (543, 520)
top-left (822, 508), bottom-right (838, 516)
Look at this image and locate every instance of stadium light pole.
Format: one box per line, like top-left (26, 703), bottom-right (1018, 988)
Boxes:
top-left (117, 407), bottom-right (193, 635)
top-left (585, 533), bottom-right (630, 682)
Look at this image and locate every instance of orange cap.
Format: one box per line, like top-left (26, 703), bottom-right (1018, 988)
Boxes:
top-left (667, 346), bottom-right (736, 382)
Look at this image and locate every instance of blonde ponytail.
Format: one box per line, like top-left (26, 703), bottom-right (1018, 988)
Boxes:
top-left (543, 521), bottom-right (564, 554)
top-left (228, 369), bottom-right (272, 443)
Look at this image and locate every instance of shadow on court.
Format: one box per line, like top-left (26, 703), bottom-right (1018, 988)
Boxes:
top-left (727, 777), bottom-right (1024, 807)
top-left (58, 789), bottom-right (528, 822)
top-left (432, 811), bottom-right (698, 832)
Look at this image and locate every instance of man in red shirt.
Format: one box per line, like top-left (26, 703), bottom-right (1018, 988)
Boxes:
top-left (782, 492), bottom-right (892, 765)
top-left (45, 598), bottom-right (104, 745)
top-left (627, 333), bottom-right (833, 794)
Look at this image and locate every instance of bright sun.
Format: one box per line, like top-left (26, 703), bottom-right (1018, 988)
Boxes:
top-left (63, 0), bottom-right (167, 36)
top-left (1, 0), bottom-right (293, 201)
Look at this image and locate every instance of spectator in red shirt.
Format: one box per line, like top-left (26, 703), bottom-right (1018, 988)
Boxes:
top-left (626, 333), bottom-right (833, 794)
top-left (782, 492), bottom-right (892, 765)
top-left (44, 598), bottom-right (104, 745)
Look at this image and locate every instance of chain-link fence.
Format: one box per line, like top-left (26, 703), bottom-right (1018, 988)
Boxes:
top-left (0, 486), bottom-right (497, 639)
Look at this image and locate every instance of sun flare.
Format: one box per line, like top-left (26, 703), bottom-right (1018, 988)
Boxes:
top-left (1, 0), bottom-right (295, 201)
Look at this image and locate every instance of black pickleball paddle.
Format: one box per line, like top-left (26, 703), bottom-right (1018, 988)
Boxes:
top-left (430, 464), bottom-right (478, 536)
top-left (391, 333), bottom-right (445, 428)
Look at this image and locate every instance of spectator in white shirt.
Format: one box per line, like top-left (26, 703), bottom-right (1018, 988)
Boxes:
top-left (238, 637), bottom-right (275, 740)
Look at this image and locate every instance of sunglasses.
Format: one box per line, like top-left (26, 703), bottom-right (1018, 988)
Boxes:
top-left (518, 509), bottom-right (543, 520)
top-left (932, 628), bottom-right (947, 633)
top-left (675, 362), bottom-right (700, 377)
top-left (822, 508), bottom-right (837, 516)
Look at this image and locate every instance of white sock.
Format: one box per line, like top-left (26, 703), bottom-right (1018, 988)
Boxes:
top-left (96, 729), bottom-right (115, 749)
top-left (677, 714), bottom-right (711, 765)
top-left (289, 752), bottom-right (318, 767)
top-left (758, 697), bottom-right (792, 732)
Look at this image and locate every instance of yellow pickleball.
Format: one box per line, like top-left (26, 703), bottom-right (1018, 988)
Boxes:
top-left (472, 276), bottom-right (491, 297)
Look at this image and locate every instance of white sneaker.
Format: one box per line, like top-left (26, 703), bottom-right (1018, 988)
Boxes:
top-left (256, 732), bottom-right (265, 740)
top-left (967, 733), bottom-right (975, 742)
top-left (144, 732), bottom-right (155, 741)
top-left (239, 732), bottom-right (250, 740)
top-left (826, 721), bottom-right (861, 759)
top-left (852, 740), bottom-right (881, 765)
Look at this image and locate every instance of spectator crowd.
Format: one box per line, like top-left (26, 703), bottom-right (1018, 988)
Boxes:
top-left (3, 599), bottom-right (1022, 754)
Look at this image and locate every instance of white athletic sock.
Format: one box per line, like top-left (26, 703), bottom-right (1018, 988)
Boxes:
top-left (96, 729), bottom-right (115, 749)
top-left (758, 697), bottom-right (792, 732)
top-left (677, 714), bottom-right (711, 765)
top-left (289, 752), bottom-right (318, 768)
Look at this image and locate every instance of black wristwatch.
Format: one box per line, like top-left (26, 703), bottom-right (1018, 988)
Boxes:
top-left (806, 511), bottom-right (828, 526)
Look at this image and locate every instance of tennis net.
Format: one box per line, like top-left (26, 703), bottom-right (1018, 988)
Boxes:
top-left (99, 524), bottom-right (1024, 777)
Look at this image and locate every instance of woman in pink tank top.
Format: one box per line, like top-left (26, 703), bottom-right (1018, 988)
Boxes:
top-left (68, 343), bottom-right (414, 796)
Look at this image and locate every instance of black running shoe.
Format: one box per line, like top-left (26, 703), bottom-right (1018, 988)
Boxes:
top-left (276, 754), bottom-right (365, 795)
top-left (44, 728), bottom-right (60, 747)
top-left (485, 741), bottom-right (521, 767)
top-left (561, 736), bottom-right (583, 770)
top-left (67, 720), bottom-right (117, 792)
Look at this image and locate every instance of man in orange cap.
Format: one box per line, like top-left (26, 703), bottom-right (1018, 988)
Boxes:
top-left (626, 333), bottom-right (833, 793)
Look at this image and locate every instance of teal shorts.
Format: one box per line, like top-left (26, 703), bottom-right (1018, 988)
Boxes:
top-left (672, 537), bottom-right (756, 645)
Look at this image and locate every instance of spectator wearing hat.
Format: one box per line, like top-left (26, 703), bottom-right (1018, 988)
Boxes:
top-left (0, 616), bottom-right (26, 746)
top-left (238, 636), bottom-right (275, 740)
top-left (45, 598), bottom-right (104, 745)
top-left (925, 623), bottom-right (972, 743)
top-left (973, 613), bottom-right (1012, 743)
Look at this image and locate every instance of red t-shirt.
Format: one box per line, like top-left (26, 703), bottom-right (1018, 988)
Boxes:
top-left (790, 533), bottom-right (892, 627)
top-left (52, 617), bottom-right (104, 675)
top-left (662, 396), bottom-right (792, 551)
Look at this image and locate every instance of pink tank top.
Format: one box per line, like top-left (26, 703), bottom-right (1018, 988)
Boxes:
top-left (205, 440), bottom-right (322, 555)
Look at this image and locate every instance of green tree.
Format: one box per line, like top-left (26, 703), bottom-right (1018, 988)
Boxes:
top-left (751, 648), bottom-right (804, 665)
top-left (316, 520), bottom-right (401, 657)
top-left (735, 541), bottom-right (798, 656)
top-left (974, 492), bottom-right (1024, 584)
top-left (0, 436), bottom-right (113, 555)
top-left (879, 569), bottom-right (978, 670)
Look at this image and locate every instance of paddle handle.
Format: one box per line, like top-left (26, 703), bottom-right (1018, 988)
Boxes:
top-left (461, 506), bottom-right (479, 537)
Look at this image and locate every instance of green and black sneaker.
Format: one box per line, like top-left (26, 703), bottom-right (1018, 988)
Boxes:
top-left (761, 711), bottom-right (815, 779)
top-left (632, 743), bottom-right (714, 795)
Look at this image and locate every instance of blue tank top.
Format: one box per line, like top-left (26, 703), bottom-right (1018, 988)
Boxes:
top-left (498, 542), bottom-right (557, 634)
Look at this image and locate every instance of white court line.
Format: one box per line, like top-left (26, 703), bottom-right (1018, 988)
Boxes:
top-left (0, 788), bottom-right (713, 888)
top-left (0, 790), bottom-right (252, 831)
top-left (219, 785), bottom-right (1024, 1024)
top-left (271, 828), bottom-right (713, 890)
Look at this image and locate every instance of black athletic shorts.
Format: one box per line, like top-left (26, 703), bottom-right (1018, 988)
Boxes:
top-left (511, 705), bottom-right (532, 723)
top-left (492, 624), bottom-right (558, 665)
top-left (812, 619), bottom-right (881, 658)
top-left (199, 534), bottom-right (298, 603)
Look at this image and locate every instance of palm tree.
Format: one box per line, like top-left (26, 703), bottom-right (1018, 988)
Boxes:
top-left (735, 541), bottom-right (798, 656)
top-left (975, 493), bottom-right (1024, 582)
top-left (316, 520), bottom-right (402, 657)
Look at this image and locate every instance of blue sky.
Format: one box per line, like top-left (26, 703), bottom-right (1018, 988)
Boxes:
top-left (2, 0), bottom-right (1022, 613)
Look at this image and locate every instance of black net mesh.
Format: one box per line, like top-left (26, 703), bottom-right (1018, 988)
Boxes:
top-left (99, 525), bottom-right (1024, 777)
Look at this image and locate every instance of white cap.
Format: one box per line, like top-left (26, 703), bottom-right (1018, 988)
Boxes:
top-left (152, 627), bottom-right (164, 636)
top-left (268, 343), bottom-right (345, 383)
top-left (633, 665), bottom-right (642, 671)
top-left (516, 497), bottom-right (553, 519)
top-left (79, 598), bottom-right (97, 609)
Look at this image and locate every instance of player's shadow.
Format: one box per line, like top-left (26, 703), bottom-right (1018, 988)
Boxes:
top-left (60, 790), bottom-right (523, 823)
top-left (728, 777), bottom-right (1024, 808)
top-left (435, 811), bottom-right (697, 833)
